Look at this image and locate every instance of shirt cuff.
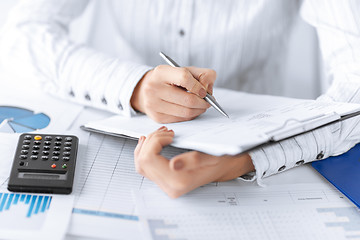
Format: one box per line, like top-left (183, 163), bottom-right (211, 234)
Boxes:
top-left (248, 125), bottom-right (335, 186)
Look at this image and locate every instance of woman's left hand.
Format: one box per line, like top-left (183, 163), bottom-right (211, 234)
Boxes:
top-left (134, 126), bottom-right (255, 198)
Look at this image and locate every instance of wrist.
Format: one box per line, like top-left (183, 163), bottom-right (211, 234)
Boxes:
top-left (130, 70), bottom-right (152, 112)
top-left (238, 153), bottom-right (255, 176)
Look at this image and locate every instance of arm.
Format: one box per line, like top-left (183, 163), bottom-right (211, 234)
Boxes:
top-left (0, 0), bottom-right (152, 116)
top-left (0, 0), bottom-right (214, 121)
top-left (134, 0), bottom-right (360, 197)
top-left (249, 0), bottom-right (360, 185)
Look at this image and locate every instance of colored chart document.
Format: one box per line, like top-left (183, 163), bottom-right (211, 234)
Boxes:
top-left (0, 184), bottom-right (74, 240)
top-left (0, 106), bottom-right (50, 133)
top-left (0, 86), bottom-right (83, 134)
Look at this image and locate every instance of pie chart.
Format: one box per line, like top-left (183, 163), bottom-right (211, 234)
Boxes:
top-left (0, 106), bottom-right (50, 133)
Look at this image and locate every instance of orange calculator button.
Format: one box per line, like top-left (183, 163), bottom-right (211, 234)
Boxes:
top-left (34, 135), bottom-right (42, 141)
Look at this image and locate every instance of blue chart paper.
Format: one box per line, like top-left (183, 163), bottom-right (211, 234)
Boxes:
top-left (0, 106), bottom-right (50, 133)
top-left (312, 143), bottom-right (360, 208)
top-left (0, 192), bottom-right (52, 230)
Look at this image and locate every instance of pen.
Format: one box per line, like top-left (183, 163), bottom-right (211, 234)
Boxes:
top-left (159, 52), bottom-right (229, 118)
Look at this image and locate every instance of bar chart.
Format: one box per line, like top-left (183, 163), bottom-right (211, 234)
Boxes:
top-left (0, 193), bottom-right (52, 218)
top-left (0, 192), bottom-right (52, 230)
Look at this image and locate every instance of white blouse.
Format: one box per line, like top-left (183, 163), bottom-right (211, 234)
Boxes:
top-left (1, 0), bottom-right (360, 184)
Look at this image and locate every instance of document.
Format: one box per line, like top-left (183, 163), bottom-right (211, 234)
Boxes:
top-left (0, 136), bottom-right (74, 240)
top-left (83, 88), bottom-right (360, 155)
top-left (134, 183), bottom-right (360, 240)
top-left (0, 86), bottom-right (83, 134)
top-left (68, 132), bottom-right (187, 240)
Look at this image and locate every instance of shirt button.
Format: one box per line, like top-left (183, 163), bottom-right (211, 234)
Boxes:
top-left (102, 97), bottom-right (107, 105)
top-left (278, 166), bottom-right (286, 172)
top-left (118, 102), bottom-right (123, 110)
top-left (179, 29), bottom-right (185, 37)
top-left (296, 160), bottom-right (305, 166)
top-left (316, 151), bottom-right (324, 160)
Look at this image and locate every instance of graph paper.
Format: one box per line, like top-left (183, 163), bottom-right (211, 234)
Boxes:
top-left (69, 132), bottom-right (187, 239)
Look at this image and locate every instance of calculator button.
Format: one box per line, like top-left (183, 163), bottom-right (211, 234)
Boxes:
top-left (64, 142), bottom-right (72, 147)
top-left (53, 146), bottom-right (60, 151)
top-left (19, 161), bottom-right (25, 166)
top-left (51, 164), bottom-right (57, 168)
top-left (34, 141), bottom-right (41, 145)
top-left (34, 135), bottom-right (42, 140)
top-left (31, 150), bottom-right (39, 155)
top-left (63, 152), bottom-right (71, 157)
top-left (51, 156), bottom-right (59, 161)
top-left (44, 141), bottom-right (51, 146)
top-left (54, 142), bottom-right (61, 146)
top-left (24, 135), bottom-right (31, 140)
top-left (41, 156), bottom-right (49, 161)
top-left (62, 157), bottom-right (70, 162)
top-left (55, 137), bottom-right (62, 141)
top-left (30, 155), bottom-right (38, 160)
top-left (21, 150), bottom-right (28, 155)
top-left (64, 147), bottom-right (71, 151)
top-left (32, 145), bottom-right (40, 150)
top-left (42, 151), bottom-right (49, 155)
top-left (43, 146), bottom-right (50, 150)
top-left (22, 145), bottom-right (29, 150)
top-left (19, 155), bottom-right (27, 160)
top-left (53, 151), bottom-right (60, 156)
top-left (23, 140), bottom-right (30, 145)
top-left (65, 137), bottom-right (72, 142)
top-left (45, 136), bottom-right (52, 141)
top-left (62, 164), bottom-right (67, 169)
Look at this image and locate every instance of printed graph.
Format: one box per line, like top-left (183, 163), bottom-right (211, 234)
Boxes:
top-left (0, 106), bottom-right (50, 133)
top-left (0, 192), bottom-right (52, 230)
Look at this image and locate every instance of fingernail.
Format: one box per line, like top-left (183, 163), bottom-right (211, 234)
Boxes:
top-left (158, 126), bottom-right (167, 131)
top-left (199, 88), bottom-right (206, 98)
top-left (174, 160), bottom-right (184, 170)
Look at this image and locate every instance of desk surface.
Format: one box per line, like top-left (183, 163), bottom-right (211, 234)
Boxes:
top-left (0, 79), bottom-right (349, 240)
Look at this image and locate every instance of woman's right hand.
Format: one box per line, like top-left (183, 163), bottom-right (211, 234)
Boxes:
top-left (130, 65), bottom-right (216, 123)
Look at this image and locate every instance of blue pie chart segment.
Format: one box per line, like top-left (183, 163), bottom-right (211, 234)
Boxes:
top-left (0, 106), bottom-right (33, 120)
top-left (0, 106), bottom-right (51, 133)
top-left (8, 122), bottom-right (35, 133)
top-left (12, 113), bottom-right (50, 130)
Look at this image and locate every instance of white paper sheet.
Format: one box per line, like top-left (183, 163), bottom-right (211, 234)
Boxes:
top-left (0, 86), bottom-right (83, 134)
top-left (134, 183), bottom-right (360, 240)
top-left (0, 136), bottom-right (74, 240)
top-left (83, 88), bottom-right (360, 155)
top-left (68, 132), bottom-right (187, 240)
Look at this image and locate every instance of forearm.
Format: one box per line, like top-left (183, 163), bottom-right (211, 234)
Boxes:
top-left (0, 0), bottom-right (152, 116)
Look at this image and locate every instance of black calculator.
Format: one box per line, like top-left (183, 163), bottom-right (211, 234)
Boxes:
top-left (8, 133), bottom-right (78, 194)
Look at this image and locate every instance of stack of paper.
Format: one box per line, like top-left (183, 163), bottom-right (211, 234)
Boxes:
top-left (83, 88), bottom-right (360, 155)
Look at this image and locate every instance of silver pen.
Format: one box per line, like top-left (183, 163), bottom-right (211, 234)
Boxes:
top-left (159, 52), bottom-right (229, 118)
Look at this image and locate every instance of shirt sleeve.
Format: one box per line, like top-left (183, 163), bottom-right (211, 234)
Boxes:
top-left (247, 0), bottom-right (360, 185)
top-left (0, 0), bottom-right (152, 117)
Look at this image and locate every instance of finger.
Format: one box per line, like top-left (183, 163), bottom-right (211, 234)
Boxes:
top-left (170, 151), bottom-right (220, 171)
top-left (157, 100), bottom-right (206, 119)
top-left (186, 67), bottom-right (216, 95)
top-left (148, 111), bottom-right (195, 123)
top-left (134, 136), bottom-right (146, 159)
top-left (142, 128), bottom-right (175, 156)
top-left (158, 84), bottom-right (210, 109)
top-left (156, 65), bottom-right (207, 98)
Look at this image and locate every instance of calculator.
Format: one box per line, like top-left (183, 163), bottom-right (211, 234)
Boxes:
top-left (7, 133), bottom-right (78, 194)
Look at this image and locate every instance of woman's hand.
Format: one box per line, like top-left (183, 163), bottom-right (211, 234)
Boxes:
top-left (134, 127), bottom-right (255, 198)
top-left (130, 65), bottom-right (216, 123)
